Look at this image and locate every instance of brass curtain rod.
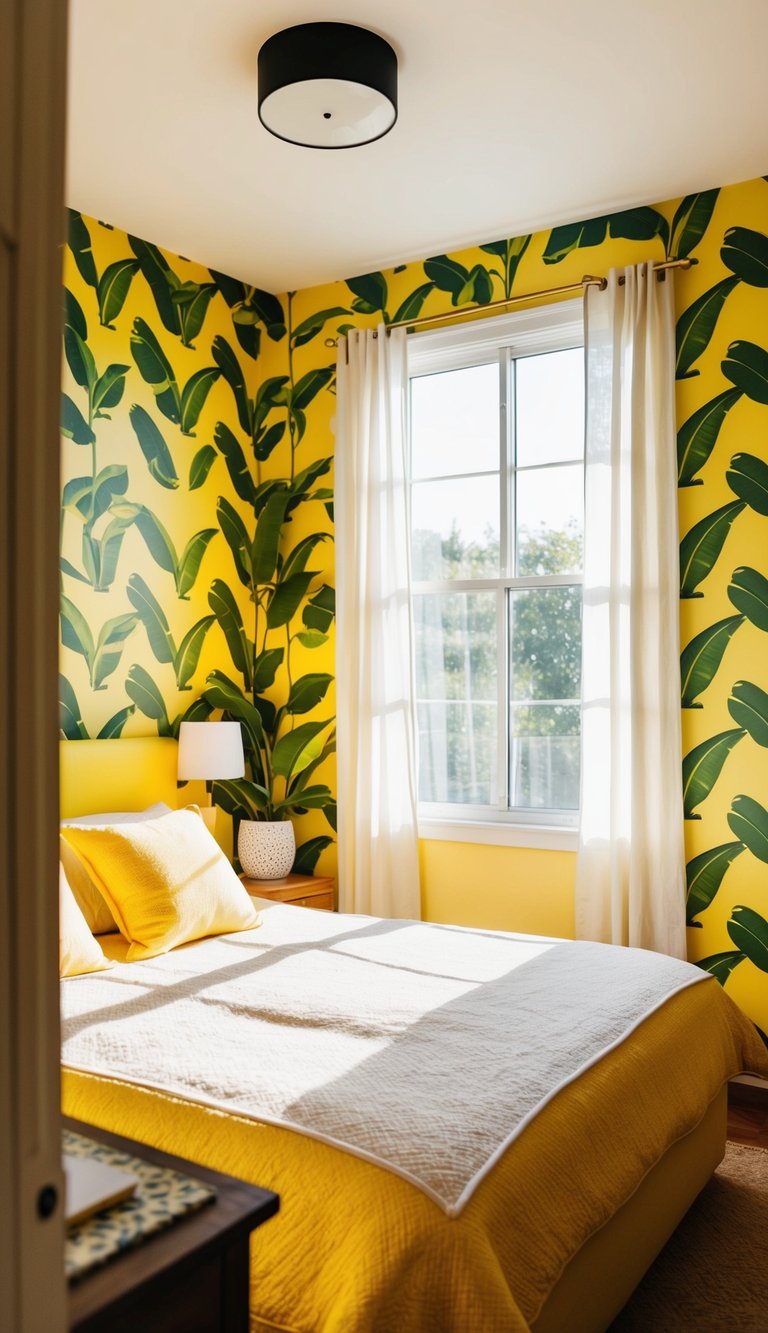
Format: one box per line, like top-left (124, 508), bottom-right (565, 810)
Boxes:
top-left (324, 257), bottom-right (692, 348)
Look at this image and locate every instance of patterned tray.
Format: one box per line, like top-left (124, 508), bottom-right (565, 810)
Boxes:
top-left (64, 1128), bottom-right (216, 1282)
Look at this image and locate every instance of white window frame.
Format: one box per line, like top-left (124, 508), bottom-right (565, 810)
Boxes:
top-left (408, 299), bottom-right (584, 851)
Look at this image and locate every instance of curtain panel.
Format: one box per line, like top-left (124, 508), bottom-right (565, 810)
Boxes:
top-left (576, 264), bottom-right (686, 958)
top-left (335, 326), bottom-right (421, 918)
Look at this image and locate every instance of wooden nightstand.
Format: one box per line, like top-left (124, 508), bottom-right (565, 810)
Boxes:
top-left (66, 1117), bottom-right (278, 1333)
top-left (241, 873), bottom-right (335, 911)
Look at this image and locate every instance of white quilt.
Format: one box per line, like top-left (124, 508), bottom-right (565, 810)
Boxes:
top-left (61, 902), bottom-right (708, 1215)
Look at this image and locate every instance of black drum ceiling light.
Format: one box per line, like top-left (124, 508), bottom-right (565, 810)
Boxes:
top-left (257, 22), bottom-right (398, 149)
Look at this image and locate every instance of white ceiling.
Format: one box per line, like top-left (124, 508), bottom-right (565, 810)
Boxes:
top-left (67, 0), bottom-right (768, 294)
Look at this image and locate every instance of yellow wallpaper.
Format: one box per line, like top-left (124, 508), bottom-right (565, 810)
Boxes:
top-left (61, 181), bottom-right (768, 1034)
top-left (260, 177), bottom-right (768, 1035)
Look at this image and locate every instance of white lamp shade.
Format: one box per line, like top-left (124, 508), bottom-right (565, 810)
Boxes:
top-left (177, 722), bottom-right (245, 781)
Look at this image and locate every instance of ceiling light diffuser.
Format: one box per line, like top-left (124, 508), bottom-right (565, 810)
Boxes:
top-left (258, 22), bottom-right (398, 149)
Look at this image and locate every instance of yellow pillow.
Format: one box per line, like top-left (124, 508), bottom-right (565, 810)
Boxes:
top-left (59, 863), bottom-right (113, 978)
top-left (60, 807), bottom-right (260, 961)
top-left (59, 835), bottom-right (117, 935)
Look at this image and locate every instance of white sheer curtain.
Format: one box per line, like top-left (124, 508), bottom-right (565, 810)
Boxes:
top-left (335, 325), bottom-right (421, 917)
top-left (576, 263), bottom-right (686, 958)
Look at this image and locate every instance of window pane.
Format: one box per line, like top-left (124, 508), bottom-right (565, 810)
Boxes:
top-left (509, 587), bottom-right (581, 702)
top-left (516, 347), bottom-right (584, 467)
top-left (411, 363), bottom-right (499, 479)
top-left (414, 591), bottom-right (497, 805)
top-left (510, 705), bottom-right (580, 810)
top-left (412, 475), bottom-right (499, 580)
top-left (516, 464), bottom-right (583, 576)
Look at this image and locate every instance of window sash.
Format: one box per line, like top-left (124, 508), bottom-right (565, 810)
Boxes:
top-left (408, 302), bottom-right (584, 827)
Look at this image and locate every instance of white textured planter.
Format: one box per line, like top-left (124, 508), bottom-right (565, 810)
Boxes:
top-left (238, 819), bottom-right (295, 880)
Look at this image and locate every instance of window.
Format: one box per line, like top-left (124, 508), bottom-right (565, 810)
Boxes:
top-left (408, 301), bottom-right (584, 844)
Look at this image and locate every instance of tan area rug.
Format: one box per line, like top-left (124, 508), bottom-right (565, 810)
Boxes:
top-left (610, 1142), bottom-right (768, 1331)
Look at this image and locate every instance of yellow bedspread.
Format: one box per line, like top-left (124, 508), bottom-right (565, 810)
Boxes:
top-left (62, 976), bottom-right (767, 1333)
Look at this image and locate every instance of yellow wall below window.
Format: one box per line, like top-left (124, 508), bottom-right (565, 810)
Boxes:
top-left (420, 841), bottom-right (576, 937)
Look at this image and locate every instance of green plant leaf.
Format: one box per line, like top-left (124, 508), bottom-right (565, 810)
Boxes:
top-left (543, 217), bottom-right (609, 264)
top-left (213, 422), bottom-right (255, 503)
top-left (208, 578), bottom-right (252, 690)
top-left (680, 500), bottom-right (745, 598)
top-left (128, 237), bottom-right (181, 336)
top-left (189, 444), bottom-right (217, 490)
top-left (97, 705), bottom-right (135, 740)
top-left (211, 778), bottom-right (268, 821)
top-left (64, 325), bottom-right (97, 392)
top-left (178, 283), bottom-right (216, 347)
top-left (609, 206), bottom-right (669, 250)
top-left (60, 557), bottom-right (90, 585)
top-left (94, 513), bottom-right (135, 592)
top-left (391, 282), bottom-right (435, 325)
top-left (212, 336), bottom-right (252, 435)
top-left (91, 464), bottom-right (129, 523)
top-left (61, 477), bottom-right (93, 522)
top-left (126, 573), bottom-right (175, 664)
top-left (126, 505), bottom-right (178, 577)
top-left (253, 419), bottom-right (286, 463)
top-left (683, 728), bottom-right (745, 819)
top-left (60, 595), bottom-right (94, 666)
top-left (125, 664), bottom-right (172, 736)
top-left (291, 367), bottom-right (333, 412)
top-left (686, 841), bottom-right (745, 925)
top-left (253, 488), bottom-right (292, 583)
top-left (681, 614), bottom-right (744, 707)
top-left (180, 367), bottom-right (220, 436)
top-left (273, 784), bottom-right (334, 815)
top-left (423, 255), bottom-right (469, 303)
top-left (174, 615), bottom-right (215, 690)
top-left (721, 226), bottom-right (768, 287)
top-left (92, 613), bottom-right (138, 689)
top-left (727, 794), bottom-right (768, 862)
top-left (728, 680), bottom-right (768, 747)
top-left (68, 211), bottom-right (98, 288)
top-left (726, 452), bottom-right (768, 515)
top-left (292, 836), bottom-right (333, 874)
top-left (722, 340), bottom-right (768, 404)
top-left (282, 534), bottom-right (328, 582)
top-left (668, 191), bottom-right (719, 259)
top-left (296, 630), bottom-right (329, 650)
top-left (727, 905), bottom-right (768, 972)
top-left (286, 673), bottom-right (333, 715)
top-left (253, 648), bottom-right (283, 691)
top-left (59, 674), bottom-right (88, 739)
top-left (243, 288), bottom-right (286, 340)
top-left (176, 528), bottom-right (217, 599)
top-left (266, 571), bottom-right (316, 629)
top-left (287, 457), bottom-right (332, 513)
top-left (676, 276), bottom-right (739, 380)
top-left (97, 258), bottom-right (140, 328)
top-left (64, 287), bottom-right (87, 341)
top-left (677, 389), bottom-right (742, 487)
top-left (291, 306), bottom-right (349, 348)
top-left (61, 393), bottom-right (96, 446)
top-left (130, 317), bottom-right (181, 423)
top-left (92, 363), bottom-right (130, 415)
top-left (217, 496), bottom-right (254, 588)
top-left (129, 404), bottom-right (179, 489)
top-left (272, 719), bottom-right (331, 781)
top-left (462, 263), bottom-right (493, 306)
top-left (345, 271), bottom-right (388, 314)
top-left (696, 950), bottom-right (745, 985)
top-left (287, 739), bottom-right (336, 797)
top-left (728, 566), bottom-right (768, 631)
top-left (302, 583), bottom-right (335, 633)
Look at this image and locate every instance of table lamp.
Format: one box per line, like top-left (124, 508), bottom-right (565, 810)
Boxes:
top-left (177, 721), bottom-right (245, 832)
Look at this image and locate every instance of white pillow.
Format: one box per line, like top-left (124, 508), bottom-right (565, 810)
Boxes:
top-left (60, 803), bottom-right (173, 932)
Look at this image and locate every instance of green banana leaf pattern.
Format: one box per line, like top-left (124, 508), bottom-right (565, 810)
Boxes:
top-left (60, 184), bottom-right (768, 982)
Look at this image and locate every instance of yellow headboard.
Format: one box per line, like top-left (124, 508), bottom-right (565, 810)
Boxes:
top-left (59, 738), bottom-right (182, 819)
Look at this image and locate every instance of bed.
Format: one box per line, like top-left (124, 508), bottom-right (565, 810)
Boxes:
top-left (59, 739), bottom-right (768, 1333)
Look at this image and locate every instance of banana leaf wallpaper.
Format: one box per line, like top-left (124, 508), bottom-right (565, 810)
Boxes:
top-left (61, 177), bottom-right (768, 1033)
